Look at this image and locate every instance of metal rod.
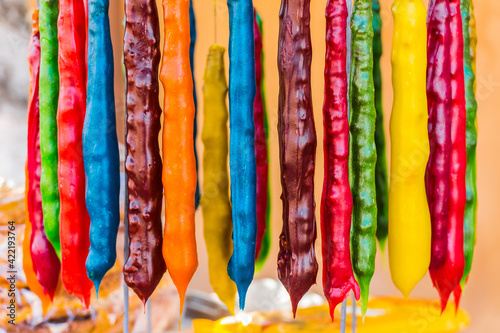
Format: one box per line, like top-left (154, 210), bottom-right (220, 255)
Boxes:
top-left (146, 298), bottom-right (152, 333)
top-left (340, 298), bottom-right (347, 333)
top-left (351, 292), bottom-right (357, 333)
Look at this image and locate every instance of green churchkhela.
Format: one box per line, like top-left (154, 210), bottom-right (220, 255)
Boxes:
top-left (349, 0), bottom-right (378, 318)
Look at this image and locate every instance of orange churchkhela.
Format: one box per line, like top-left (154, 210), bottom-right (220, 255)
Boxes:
top-left (160, 0), bottom-right (198, 317)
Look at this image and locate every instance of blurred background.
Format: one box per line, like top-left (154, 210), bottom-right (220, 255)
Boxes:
top-left (1, 0), bottom-right (499, 331)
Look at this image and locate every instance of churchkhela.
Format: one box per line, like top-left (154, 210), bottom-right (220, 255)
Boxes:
top-left (253, 9), bottom-right (270, 270)
top-left (26, 9), bottom-right (60, 303)
top-left (277, 0), bottom-right (318, 317)
top-left (428, 0), bottom-right (466, 311)
top-left (254, 11), bottom-right (272, 272)
top-left (349, 0), bottom-right (378, 317)
top-left (389, 0), bottom-right (431, 298)
top-left (226, 0), bottom-right (258, 311)
top-left (372, 0), bottom-right (389, 252)
top-left (39, 0), bottom-right (61, 258)
top-left (426, 0), bottom-right (452, 274)
top-left (321, 0), bottom-right (360, 320)
top-left (123, 0), bottom-right (166, 305)
top-left (57, 0), bottom-right (92, 307)
top-left (202, 45), bottom-right (237, 314)
top-left (456, 0), bottom-right (478, 301)
top-left (84, 0), bottom-right (121, 293)
top-left (160, 0), bottom-right (198, 316)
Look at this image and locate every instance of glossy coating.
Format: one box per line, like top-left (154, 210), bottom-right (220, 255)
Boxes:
top-left (425, 0), bottom-right (452, 270)
top-left (190, 0), bottom-right (200, 209)
top-left (123, 0), bottom-right (167, 305)
top-left (372, 0), bottom-right (389, 251)
top-left (429, 0), bottom-right (466, 312)
top-left (388, 0), bottom-right (431, 299)
top-left (26, 11), bottom-right (60, 302)
top-left (254, 12), bottom-right (272, 272)
top-left (322, 0), bottom-right (360, 321)
top-left (458, 0), bottom-right (477, 292)
top-left (39, 0), bottom-right (61, 258)
top-left (277, 0), bottom-right (318, 317)
top-left (160, 0), bottom-right (198, 315)
top-left (226, 0), bottom-right (257, 311)
top-left (349, 0), bottom-right (377, 317)
top-left (201, 45), bottom-right (237, 314)
top-left (57, 0), bottom-right (92, 307)
top-left (84, 0), bottom-right (121, 294)
top-left (253, 9), bottom-right (269, 265)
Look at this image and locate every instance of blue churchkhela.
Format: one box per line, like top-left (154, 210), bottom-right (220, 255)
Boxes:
top-left (83, 0), bottom-right (121, 294)
top-left (226, 0), bottom-right (258, 310)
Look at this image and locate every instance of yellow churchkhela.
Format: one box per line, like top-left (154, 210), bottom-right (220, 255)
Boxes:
top-left (388, 0), bottom-right (431, 298)
top-left (201, 45), bottom-right (237, 314)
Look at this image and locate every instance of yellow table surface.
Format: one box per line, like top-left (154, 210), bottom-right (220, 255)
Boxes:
top-left (193, 297), bottom-right (470, 333)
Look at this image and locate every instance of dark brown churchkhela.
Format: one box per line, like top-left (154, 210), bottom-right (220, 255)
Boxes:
top-left (123, 0), bottom-right (166, 304)
top-left (277, 0), bottom-right (318, 316)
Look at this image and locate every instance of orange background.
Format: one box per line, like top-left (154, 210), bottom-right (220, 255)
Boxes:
top-left (24, 0), bottom-right (500, 331)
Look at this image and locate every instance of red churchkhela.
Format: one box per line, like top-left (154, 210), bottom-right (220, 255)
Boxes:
top-left (57, 0), bottom-right (93, 307)
top-left (321, 0), bottom-right (360, 321)
top-left (428, 0), bottom-right (466, 312)
top-left (26, 10), bottom-right (60, 301)
top-left (253, 8), bottom-right (269, 262)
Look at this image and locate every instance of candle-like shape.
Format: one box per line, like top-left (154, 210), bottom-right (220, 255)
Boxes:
top-left (349, 0), bottom-right (377, 317)
top-left (201, 45), bottom-right (237, 314)
top-left (57, 0), bottom-right (93, 308)
top-left (189, 0), bottom-right (200, 210)
top-left (277, 0), bottom-right (318, 316)
top-left (429, 0), bottom-right (466, 312)
top-left (84, 0), bottom-right (121, 293)
top-left (458, 0), bottom-right (477, 291)
top-left (322, 0), bottom-right (360, 321)
top-left (226, 0), bottom-right (257, 310)
top-left (388, 0), bottom-right (431, 299)
top-left (39, 0), bottom-right (61, 258)
top-left (372, 0), bottom-right (389, 251)
top-left (254, 12), bottom-right (272, 272)
top-left (425, 0), bottom-right (452, 271)
top-left (253, 9), bottom-right (269, 266)
top-left (123, 0), bottom-right (167, 305)
top-left (26, 10), bottom-right (61, 302)
top-left (160, 0), bottom-right (198, 314)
